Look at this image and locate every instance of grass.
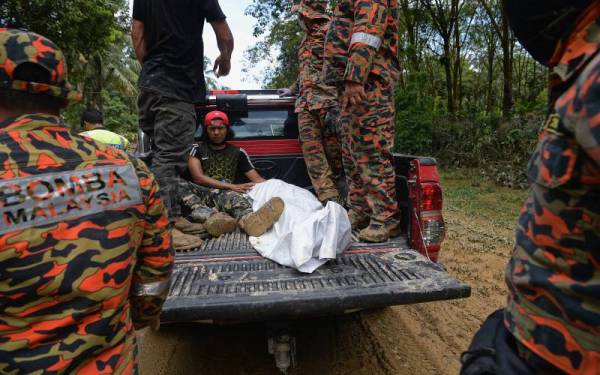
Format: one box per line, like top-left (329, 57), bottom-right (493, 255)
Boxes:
top-left (440, 168), bottom-right (529, 230)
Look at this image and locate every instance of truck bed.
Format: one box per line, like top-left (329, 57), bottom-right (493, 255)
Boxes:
top-left (161, 231), bottom-right (470, 323)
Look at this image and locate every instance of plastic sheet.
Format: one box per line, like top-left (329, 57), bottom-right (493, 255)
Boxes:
top-left (247, 179), bottom-right (351, 273)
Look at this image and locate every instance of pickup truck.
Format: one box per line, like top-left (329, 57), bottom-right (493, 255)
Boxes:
top-left (136, 90), bottom-right (470, 373)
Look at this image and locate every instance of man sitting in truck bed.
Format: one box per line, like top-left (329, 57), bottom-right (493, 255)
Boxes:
top-left (178, 110), bottom-right (285, 239)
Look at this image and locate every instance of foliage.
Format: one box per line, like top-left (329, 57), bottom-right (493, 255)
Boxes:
top-left (62, 81), bottom-right (137, 138)
top-left (394, 73), bottom-right (538, 188)
top-left (3, 0), bottom-right (548, 189)
top-left (101, 88), bottom-right (138, 137)
top-left (0, 0), bottom-right (128, 67)
top-left (247, 0), bottom-right (547, 187)
top-left (244, 1), bottom-right (303, 88)
top-left (396, 108), bottom-right (542, 187)
top-left (1, 0), bottom-right (138, 136)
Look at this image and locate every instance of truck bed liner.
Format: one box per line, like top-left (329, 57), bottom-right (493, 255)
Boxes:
top-left (162, 232), bottom-right (470, 323)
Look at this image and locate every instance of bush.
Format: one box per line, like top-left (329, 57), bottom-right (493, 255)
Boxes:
top-left (394, 80), bottom-right (541, 188)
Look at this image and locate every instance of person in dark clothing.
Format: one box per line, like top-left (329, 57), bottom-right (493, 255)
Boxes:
top-left (181, 111), bottom-right (285, 238)
top-left (131, 0), bottom-right (234, 250)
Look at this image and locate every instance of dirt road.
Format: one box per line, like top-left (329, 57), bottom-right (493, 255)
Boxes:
top-left (139, 171), bottom-right (527, 374)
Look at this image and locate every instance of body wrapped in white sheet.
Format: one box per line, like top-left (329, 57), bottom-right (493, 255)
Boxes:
top-left (246, 179), bottom-right (351, 273)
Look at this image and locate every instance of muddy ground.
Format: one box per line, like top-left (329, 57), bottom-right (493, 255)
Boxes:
top-left (138, 171), bottom-right (528, 375)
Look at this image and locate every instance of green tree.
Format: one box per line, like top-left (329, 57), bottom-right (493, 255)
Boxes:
top-left (0, 0), bottom-right (128, 67)
top-left (1, 0), bottom-right (142, 136)
top-left (245, 0), bottom-right (303, 88)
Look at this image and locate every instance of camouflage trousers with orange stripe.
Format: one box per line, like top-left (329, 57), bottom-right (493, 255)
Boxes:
top-left (298, 105), bottom-right (344, 202)
top-left (339, 79), bottom-right (399, 224)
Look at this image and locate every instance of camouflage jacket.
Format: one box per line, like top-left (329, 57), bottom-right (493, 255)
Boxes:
top-left (0, 114), bottom-right (173, 374)
top-left (296, 18), bottom-right (338, 112)
top-left (322, 0), bottom-right (400, 86)
top-left (505, 12), bottom-right (600, 374)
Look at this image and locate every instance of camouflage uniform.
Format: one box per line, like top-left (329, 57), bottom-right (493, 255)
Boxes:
top-left (181, 143), bottom-right (254, 220)
top-left (504, 10), bottom-right (600, 374)
top-left (0, 115), bottom-right (173, 374)
top-left (179, 181), bottom-right (252, 220)
top-left (0, 29), bottom-right (173, 375)
top-left (294, 0), bottom-right (344, 202)
top-left (323, 0), bottom-right (400, 226)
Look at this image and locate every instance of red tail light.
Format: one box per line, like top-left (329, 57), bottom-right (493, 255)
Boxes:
top-left (418, 183), bottom-right (445, 262)
top-left (421, 183), bottom-right (443, 211)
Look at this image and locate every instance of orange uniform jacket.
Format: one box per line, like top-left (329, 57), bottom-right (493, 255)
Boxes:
top-left (0, 114), bottom-right (173, 374)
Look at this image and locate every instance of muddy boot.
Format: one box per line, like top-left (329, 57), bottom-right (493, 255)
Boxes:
top-left (174, 216), bottom-right (206, 234)
top-left (358, 221), bottom-right (402, 243)
top-left (205, 212), bottom-right (237, 237)
top-left (184, 222), bottom-right (206, 236)
top-left (238, 197), bottom-right (285, 237)
top-left (348, 210), bottom-right (369, 231)
top-left (172, 228), bottom-right (203, 251)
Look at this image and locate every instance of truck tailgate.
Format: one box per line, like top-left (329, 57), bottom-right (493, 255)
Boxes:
top-left (161, 233), bottom-right (470, 323)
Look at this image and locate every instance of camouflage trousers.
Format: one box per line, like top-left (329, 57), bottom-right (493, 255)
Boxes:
top-left (178, 180), bottom-right (253, 220)
top-left (298, 105), bottom-right (344, 201)
top-left (339, 79), bottom-right (399, 224)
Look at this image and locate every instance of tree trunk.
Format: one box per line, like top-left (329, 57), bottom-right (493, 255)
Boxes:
top-left (500, 7), bottom-right (512, 118)
top-left (400, 0), bottom-right (421, 71)
top-left (453, 8), bottom-right (462, 112)
top-left (486, 35), bottom-right (496, 113)
top-left (442, 45), bottom-right (456, 113)
top-left (89, 54), bottom-right (104, 110)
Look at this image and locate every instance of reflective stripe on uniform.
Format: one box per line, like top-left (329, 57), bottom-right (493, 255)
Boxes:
top-left (350, 32), bottom-right (382, 49)
top-left (131, 280), bottom-right (170, 297)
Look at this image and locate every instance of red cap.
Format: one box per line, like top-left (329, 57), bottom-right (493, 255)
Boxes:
top-left (204, 110), bottom-right (229, 126)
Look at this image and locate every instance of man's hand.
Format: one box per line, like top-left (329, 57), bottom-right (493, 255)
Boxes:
top-left (213, 55), bottom-right (231, 77)
top-left (277, 88), bottom-right (293, 97)
top-left (341, 81), bottom-right (367, 110)
top-left (229, 182), bottom-right (255, 193)
top-left (211, 20), bottom-right (234, 78)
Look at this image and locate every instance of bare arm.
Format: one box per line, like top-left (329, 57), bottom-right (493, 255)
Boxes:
top-left (188, 156), bottom-right (254, 193)
top-left (131, 20), bottom-right (146, 63)
top-left (210, 19), bottom-right (234, 77)
top-left (245, 169), bottom-right (265, 183)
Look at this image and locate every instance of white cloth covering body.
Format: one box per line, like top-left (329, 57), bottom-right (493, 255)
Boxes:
top-left (247, 179), bottom-right (351, 273)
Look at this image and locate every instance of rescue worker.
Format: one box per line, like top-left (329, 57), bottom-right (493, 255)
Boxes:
top-left (461, 1), bottom-right (600, 373)
top-left (0, 29), bottom-right (173, 374)
top-left (322, 0), bottom-right (401, 243)
top-left (79, 108), bottom-right (130, 151)
top-left (181, 111), bottom-right (285, 238)
top-left (292, 0), bottom-right (344, 205)
top-left (131, 0), bottom-right (234, 245)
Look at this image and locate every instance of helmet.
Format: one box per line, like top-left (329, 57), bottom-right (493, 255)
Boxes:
top-left (503, 0), bottom-right (595, 66)
top-left (291, 0), bottom-right (329, 20)
top-left (0, 28), bottom-right (81, 102)
top-left (204, 110), bottom-right (229, 126)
